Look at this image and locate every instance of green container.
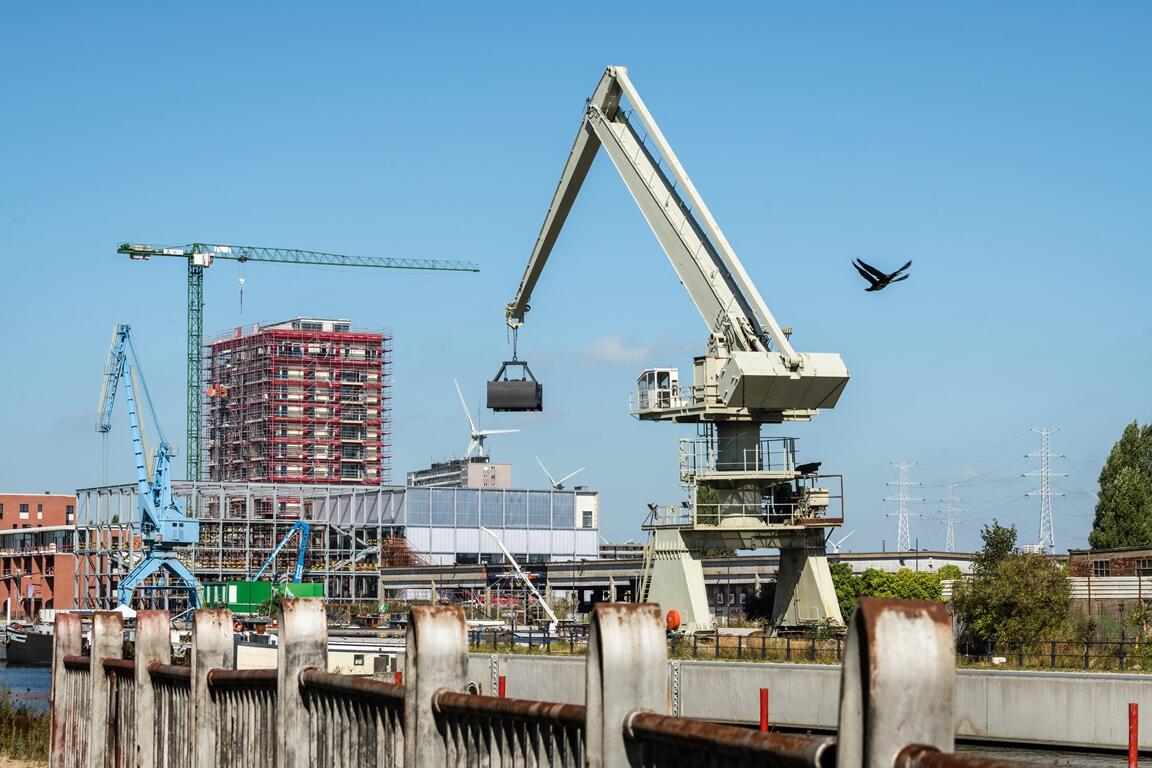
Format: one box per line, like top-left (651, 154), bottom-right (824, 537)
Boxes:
top-left (282, 582), bottom-right (324, 599)
top-left (203, 580), bottom-right (274, 614)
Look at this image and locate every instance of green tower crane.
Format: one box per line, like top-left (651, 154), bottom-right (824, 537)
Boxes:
top-left (117, 242), bottom-right (480, 481)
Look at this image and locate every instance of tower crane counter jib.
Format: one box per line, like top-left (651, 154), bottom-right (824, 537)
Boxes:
top-left (499, 66), bottom-right (851, 634)
top-left (97, 324), bottom-right (201, 609)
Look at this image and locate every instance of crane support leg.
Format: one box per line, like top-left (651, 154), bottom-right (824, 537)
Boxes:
top-left (772, 532), bottom-right (842, 631)
top-left (641, 529), bottom-right (712, 633)
top-left (117, 552), bottom-right (201, 609)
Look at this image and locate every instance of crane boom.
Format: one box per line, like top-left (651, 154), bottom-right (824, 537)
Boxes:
top-left (118, 243), bottom-right (480, 273)
top-left (506, 66), bottom-right (794, 363)
top-left (252, 520), bottom-right (310, 583)
top-left (504, 66), bottom-right (849, 421)
top-left (480, 526), bottom-right (559, 631)
top-left (118, 241), bottom-right (480, 481)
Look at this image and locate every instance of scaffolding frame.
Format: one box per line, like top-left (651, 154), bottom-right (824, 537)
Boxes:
top-left (202, 320), bottom-right (393, 485)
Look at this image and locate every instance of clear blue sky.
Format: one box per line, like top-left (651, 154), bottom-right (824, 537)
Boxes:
top-left (1, 3), bottom-right (1148, 552)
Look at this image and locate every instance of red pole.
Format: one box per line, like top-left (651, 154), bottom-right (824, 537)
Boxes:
top-left (1130, 702), bottom-right (1139, 768)
top-left (394, 671), bottom-right (403, 686)
top-left (498, 674), bottom-right (507, 699)
top-left (759, 688), bottom-right (769, 732)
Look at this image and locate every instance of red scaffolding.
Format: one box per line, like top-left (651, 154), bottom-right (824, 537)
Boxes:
top-left (203, 319), bottom-right (393, 487)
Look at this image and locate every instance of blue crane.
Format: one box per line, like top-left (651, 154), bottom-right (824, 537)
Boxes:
top-left (251, 521), bottom-right (310, 584)
top-left (96, 324), bottom-right (201, 608)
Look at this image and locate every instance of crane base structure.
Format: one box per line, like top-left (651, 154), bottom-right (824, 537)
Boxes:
top-left (116, 551), bottom-right (200, 609)
top-left (638, 423), bottom-right (845, 634)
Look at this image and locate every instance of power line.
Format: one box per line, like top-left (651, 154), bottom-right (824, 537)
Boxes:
top-left (885, 461), bottom-right (925, 552)
top-left (1024, 427), bottom-right (1066, 554)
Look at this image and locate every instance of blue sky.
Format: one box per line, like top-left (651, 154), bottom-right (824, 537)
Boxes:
top-left (1, 3), bottom-right (1148, 551)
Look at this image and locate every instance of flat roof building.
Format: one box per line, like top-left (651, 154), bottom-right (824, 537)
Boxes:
top-left (407, 457), bottom-right (512, 489)
top-left (0, 493), bottom-right (78, 617)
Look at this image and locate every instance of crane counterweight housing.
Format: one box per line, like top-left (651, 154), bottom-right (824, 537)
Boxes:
top-left (717, 351), bottom-right (849, 414)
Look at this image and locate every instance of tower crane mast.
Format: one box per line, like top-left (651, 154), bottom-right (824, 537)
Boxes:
top-left (118, 242), bottom-right (480, 481)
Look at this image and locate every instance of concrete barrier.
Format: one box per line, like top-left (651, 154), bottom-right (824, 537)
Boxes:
top-left (468, 653), bottom-right (1152, 750)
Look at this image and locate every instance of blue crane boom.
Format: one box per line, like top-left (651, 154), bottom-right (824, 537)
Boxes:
top-left (96, 324), bottom-right (201, 608)
top-left (252, 521), bottom-right (311, 584)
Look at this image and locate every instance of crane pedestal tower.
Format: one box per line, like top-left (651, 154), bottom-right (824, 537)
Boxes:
top-left (633, 373), bottom-right (844, 633)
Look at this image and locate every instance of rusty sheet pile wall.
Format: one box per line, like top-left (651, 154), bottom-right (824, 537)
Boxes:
top-left (49, 599), bottom-right (1030, 768)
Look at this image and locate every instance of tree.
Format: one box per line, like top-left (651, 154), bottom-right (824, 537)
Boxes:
top-left (970, 521), bottom-right (1016, 576)
top-left (1089, 420), bottom-right (1152, 549)
top-left (830, 563), bottom-right (946, 619)
top-left (951, 520), bottom-right (1072, 643)
top-left (830, 562), bottom-right (862, 619)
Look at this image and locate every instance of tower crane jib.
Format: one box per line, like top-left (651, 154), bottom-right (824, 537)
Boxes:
top-left (117, 242), bottom-right (480, 481)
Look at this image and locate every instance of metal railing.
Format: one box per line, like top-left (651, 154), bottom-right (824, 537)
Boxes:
top-left (149, 663), bottom-right (191, 768)
top-left (626, 710), bottom-right (836, 767)
top-left (434, 689), bottom-right (585, 767)
top-left (207, 668), bottom-right (277, 768)
top-left (679, 435), bottom-right (798, 477)
top-left (55, 655), bottom-right (92, 768)
top-left (104, 658), bottom-right (137, 768)
top-left (49, 598), bottom-right (1040, 768)
top-left (299, 668), bottom-right (405, 767)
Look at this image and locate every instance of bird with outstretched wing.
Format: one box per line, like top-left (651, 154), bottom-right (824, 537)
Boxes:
top-left (852, 258), bottom-right (911, 292)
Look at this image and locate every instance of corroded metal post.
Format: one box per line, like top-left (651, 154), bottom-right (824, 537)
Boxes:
top-left (49, 612), bottom-right (83, 768)
top-left (88, 611), bottom-right (124, 768)
top-left (134, 610), bottom-right (170, 768)
top-left (404, 604), bottom-right (467, 768)
top-left (278, 598), bottom-right (328, 768)
top-left (586, 603), bottom-right (668, 768)
top-left (192, 608), bottom-right (234, 768)
top-left (837, 597), bottom-right (955, 768)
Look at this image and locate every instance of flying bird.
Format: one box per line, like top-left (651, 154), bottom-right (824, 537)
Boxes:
top-left (852, 258), bottom-right (912, 292)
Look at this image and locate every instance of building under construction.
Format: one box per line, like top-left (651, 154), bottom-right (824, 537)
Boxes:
top-left (72, 481), bottom-right (599, 609)
top-left (203, 318), bottom-right (392, 487)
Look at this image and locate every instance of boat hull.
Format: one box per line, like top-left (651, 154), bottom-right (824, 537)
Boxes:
top-left (5, 628), bottom-right (54, 666)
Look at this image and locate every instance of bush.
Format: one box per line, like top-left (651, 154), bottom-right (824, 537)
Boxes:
top-left (0, 686), bottom-right (50, 761)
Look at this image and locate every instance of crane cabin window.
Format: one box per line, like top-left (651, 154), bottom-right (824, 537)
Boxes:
top-left (636, 368), bottom-right (679, 411)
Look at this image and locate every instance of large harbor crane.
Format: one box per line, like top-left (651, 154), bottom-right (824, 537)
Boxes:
top-left (118, 242), bottom-right (480, 481)
top-left (501, 66), bottom-right (851, 633)
top-left (97, 324), bottom-right (201, 609)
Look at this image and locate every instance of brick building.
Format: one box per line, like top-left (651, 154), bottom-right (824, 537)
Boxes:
top-left (0, 492), bottom-right (77, 617)
top-left (1067, 546), bottom-right (1152, 578)
top-left (203, 318), bottom-right (392, 487)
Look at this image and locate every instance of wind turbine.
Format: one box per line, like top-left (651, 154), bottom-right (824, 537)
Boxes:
top-left (456, 380), bottom-right (518, 458)
top-left (828, 530), bottom-right (855, 554)
top-left (536, 457), bottom-right (585, 490)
